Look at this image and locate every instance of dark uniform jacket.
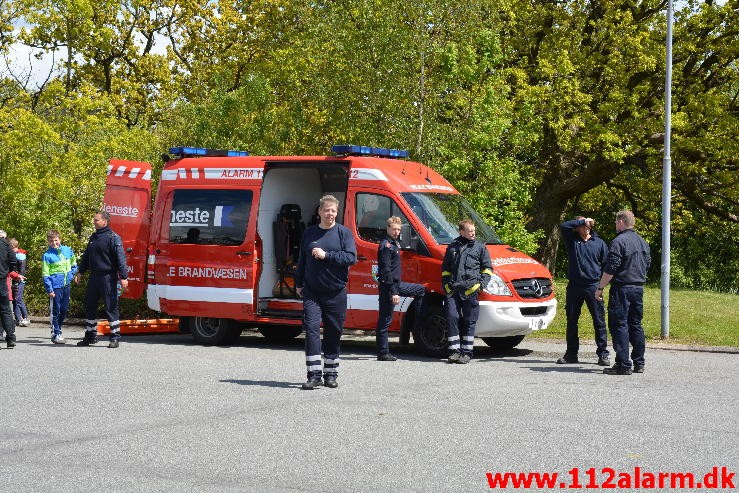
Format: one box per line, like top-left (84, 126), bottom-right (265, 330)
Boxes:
top-left (604, 229), bottom-right (650, 285)
top-left (0, 238), bottom-right (18, 281)
top-left (78, 226), bottom-right (128, 279)
top-left (560, 219), bottom-right (609, 284)
top-left (441, 236), bottom-right (493, 298)
top-left (377, 236), bottom-right (401, 295)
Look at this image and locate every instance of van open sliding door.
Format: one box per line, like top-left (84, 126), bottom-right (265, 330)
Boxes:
top-left (255, 161), bottom-right (349, 327)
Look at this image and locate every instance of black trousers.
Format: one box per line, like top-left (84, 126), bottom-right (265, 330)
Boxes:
top-left (565, 282), bottom-right (609, 358)
top-left (84, 273), bottom-right (122, 340)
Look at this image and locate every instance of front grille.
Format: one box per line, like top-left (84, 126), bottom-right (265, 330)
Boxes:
top-left (520, 306), bottom-right (548, 316)
top-left (511, 278), bottom-right (553, 299)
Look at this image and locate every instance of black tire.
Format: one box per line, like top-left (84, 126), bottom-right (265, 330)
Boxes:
top-left (178, 316), bottom-right (192, 334)
top-left (191, 317), bottom-right (238, 345)
top-left (258, 326), bottom-right (303, 341)
top-left (481, 335), bottom-right (525, 351)
top-left (412, 304), bottom-right (447, 357)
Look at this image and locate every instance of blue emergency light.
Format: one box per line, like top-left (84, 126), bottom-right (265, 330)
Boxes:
top-left (169, 146), bottom-right (249, 157)
top-left (332, 145), bottom-right (409, 159)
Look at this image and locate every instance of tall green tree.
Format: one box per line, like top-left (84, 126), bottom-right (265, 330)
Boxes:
top-left (500, 0), bottom-right (737, 276)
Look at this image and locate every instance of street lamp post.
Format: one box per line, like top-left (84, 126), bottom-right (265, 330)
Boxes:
top-left (661, 0), bottom-right (674, 339)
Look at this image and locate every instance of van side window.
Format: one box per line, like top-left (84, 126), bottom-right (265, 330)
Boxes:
top-left (356, 193), bottom-right (413, 243)
top-left (168, 189), bottom-right (252, 246)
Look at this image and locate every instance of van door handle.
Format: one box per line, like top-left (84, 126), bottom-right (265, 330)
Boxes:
top-left (236, 251), bottom-right (252, 256)
top-left (125, 247), bottom-right (133, 253)
top-left (357, 255), bottom-right (368, 260)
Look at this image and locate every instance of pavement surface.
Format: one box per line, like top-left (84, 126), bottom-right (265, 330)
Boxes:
top-left (1, 323), bottom-right (737, 492)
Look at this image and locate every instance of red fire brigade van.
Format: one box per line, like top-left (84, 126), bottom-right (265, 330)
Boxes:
top-left (104, 145), bottom-right (556, 356)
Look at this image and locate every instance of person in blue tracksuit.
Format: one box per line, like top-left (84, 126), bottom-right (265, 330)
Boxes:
top-left (74, 211), bottom-right (128, 348)
top-left (595, 210), bottom-right (651, 375)
top-left (556, 216), bottom-right (610, 366)
top-left (42, 230), bottom-right (78, 344)
top-left (441, 219), bottom-right (493, 364)
top-left (296, 195), bottom-right (356, 389)
top-left (375, 216), bottom-right (426, 361)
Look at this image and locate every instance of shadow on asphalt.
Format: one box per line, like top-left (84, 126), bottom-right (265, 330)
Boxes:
top-left (219, 379), bottom-right (304, 389)
top-left (521, 365), bottom-right (603, 374)
top-left (15, 327), bottom-right (560, 369)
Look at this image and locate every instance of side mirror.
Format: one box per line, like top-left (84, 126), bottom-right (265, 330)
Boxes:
top-left (399, 224), bottom-right (419, 251)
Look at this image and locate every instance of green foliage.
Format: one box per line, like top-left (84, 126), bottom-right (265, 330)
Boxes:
top-left (0, 0), bottom-right (736, 316)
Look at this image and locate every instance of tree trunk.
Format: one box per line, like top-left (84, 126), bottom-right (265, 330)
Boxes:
top-left (528, 186), bottom-right (567, 273)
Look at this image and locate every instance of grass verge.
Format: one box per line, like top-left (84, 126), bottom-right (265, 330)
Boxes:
top-left (529, 279), bottom-right (739, 347)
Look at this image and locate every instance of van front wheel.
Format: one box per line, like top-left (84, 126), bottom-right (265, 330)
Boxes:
top-left (412, 305), bottom-right (448, 357)
top-left (481, 335), bottom-right (525, 351)
top-left (191, 317), bottom-right (240, 345)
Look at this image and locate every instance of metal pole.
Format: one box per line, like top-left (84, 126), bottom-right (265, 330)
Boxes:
top-left (661, 0), bottom-right (673, 339)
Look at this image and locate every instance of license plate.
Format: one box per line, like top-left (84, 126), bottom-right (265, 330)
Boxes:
top-left (529, 318), bottom-right (544, 331)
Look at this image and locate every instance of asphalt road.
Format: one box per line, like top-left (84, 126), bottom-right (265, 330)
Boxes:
top-left (1, 323), bottom-right (737, 492)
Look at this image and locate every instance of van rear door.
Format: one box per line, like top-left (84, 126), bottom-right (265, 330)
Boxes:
top-left (103, 159), bottom-right (152, 299)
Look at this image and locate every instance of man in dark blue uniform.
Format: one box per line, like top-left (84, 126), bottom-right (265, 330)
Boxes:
top-left (595, 210), bottom-right (651, 375)
top-left (296, 195), bottom-right (357, 389)
top-left (556, 216), bottom-right (610, 366)
top-left (0, 235), bottom-right (18, 349)
top-left (375, 216), bottom-right (426, 362)
top-left (442, 219), bottom-right (493, 364)
top-left (74, 211), bottom-right (129, 348)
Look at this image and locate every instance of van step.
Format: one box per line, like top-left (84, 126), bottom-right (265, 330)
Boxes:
top-left (260, 309), bottom-right (303, 319)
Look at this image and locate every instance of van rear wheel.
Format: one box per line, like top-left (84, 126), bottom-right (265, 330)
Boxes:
top-left (412, 305), bottom-right (447, 357)
top-left (258, 326), bottom-right (303, 341)
top-left (191, 317), bottom-right (240, 345)
top-left (481, 335), bottom-right (525, 351)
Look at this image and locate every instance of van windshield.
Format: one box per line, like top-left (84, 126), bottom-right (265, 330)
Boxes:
top-left (401, 192), bottom-right (502, 245)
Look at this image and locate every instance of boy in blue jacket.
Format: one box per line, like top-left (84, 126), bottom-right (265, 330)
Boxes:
top-left (42, 230), bottom-right (78, 344)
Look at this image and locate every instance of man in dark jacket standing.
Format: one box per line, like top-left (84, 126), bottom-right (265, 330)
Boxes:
top-left (375, 216), bottom-right (426, 361)
top-left (442, 219), bottom-right (493, 364)
top-left (0, 235), bottom-right (18, 348)
top-left (556, 216), bottom-right (610, 366)
top-left (595, 210), bottom-right (651, 375)
top-left (74, 211), bottom-right (129, 348)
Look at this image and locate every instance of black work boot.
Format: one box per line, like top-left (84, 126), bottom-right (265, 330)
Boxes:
top-left (6, 337), bottom-right (16, 348)
top-left (76, 332), bottom-right (98, 347)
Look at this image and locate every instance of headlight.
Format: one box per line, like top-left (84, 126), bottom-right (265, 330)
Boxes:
top-left (483, 273), bottom-right (512, 296)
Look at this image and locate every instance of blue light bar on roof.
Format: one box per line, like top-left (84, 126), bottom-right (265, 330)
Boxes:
top-left (169, 146), bottom-right (249, 157)
top-left (332, 144), bottom-right (409, 159)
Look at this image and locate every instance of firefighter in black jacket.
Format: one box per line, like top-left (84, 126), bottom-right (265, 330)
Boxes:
top-left (74, 211), bottom-right (129, 348)
top-left (441, 219), bottom-right (493, 364)
top-left (0, 236), bottom-right (18, 348)
top-left (375, 216), bottom-right (426, 361)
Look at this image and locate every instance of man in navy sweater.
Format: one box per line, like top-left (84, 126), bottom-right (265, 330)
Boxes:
top-left (296, 195), bottom-right (357, 389)
top-left (557, 216), bottom-right (610, 366)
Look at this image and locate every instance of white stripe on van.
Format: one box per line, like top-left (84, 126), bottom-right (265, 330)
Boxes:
top-left (149, 285), bottom-right (254, 304)
top-left (204, 168), bottom-right (264, 180)
top-left (349, 169), bottom-right (388, 181)
top-left (347, 293), bottom-right (413, 312)
top-left (147, 286), bottom-right (411, 312)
